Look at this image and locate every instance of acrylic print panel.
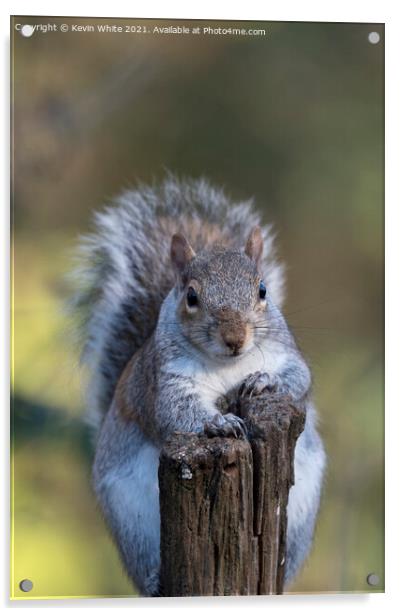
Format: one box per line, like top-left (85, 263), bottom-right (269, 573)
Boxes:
top-left (10, 16), bottom-right (384, 599)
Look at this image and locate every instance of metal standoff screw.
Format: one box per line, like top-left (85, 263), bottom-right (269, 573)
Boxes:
top-left (19, 579), bottom-right (33, 592)
top-left (366, 573), bottom-right (380, 587)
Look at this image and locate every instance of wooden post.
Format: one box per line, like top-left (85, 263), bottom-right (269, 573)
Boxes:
top-left (159, 393), bottom-right (306, 597)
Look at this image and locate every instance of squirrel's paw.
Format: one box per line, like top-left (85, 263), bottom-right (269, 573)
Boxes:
top-left (204, 413), bottom-right (246, 439)
top-left (238, 371), bottom-right (280, 399)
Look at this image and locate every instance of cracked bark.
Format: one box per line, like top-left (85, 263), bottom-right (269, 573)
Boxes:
top-left (159, 393), bottom-right (305, 597)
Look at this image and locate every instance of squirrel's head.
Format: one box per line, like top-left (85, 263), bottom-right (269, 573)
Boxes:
top-left (170, 227), bottom-right (272, 360)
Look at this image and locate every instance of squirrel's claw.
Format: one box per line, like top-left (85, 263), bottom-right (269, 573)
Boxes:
top-left (204, 413), bottom-right (246, 439)
top-left (239, 371), bottom-right (278, 399)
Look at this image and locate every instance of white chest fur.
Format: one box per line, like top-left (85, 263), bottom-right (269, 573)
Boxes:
top-left (166, 340), bottom-right (288, 412)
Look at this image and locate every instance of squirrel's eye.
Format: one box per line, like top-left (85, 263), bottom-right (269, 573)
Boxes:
top-left (186, 286), bottom-right (198, 307)
top-left (259, 281), bottom-right (267, 300)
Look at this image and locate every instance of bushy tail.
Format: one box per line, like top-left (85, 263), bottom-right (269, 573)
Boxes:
top-left (69, 175), bottom-right (285, 431)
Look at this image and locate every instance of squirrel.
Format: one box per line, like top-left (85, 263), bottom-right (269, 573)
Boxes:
top-left (71, 175), bottom-right (326, 596)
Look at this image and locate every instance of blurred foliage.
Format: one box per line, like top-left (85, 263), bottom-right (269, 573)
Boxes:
top-left (11, 17), bottom-right (384, 598)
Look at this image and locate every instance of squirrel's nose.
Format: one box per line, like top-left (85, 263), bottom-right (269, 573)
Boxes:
top-left (225, 340), bottom-right (242, 355)
top-left (222, 332), bottom-right (245, 355)
top-left (218, 308), bottom-right (248, 354)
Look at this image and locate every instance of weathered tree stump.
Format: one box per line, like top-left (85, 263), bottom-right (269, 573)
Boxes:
top-left (159, 393), bottom-right (305, 597)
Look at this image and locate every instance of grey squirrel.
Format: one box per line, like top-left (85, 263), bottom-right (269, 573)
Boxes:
top-left (71, 176), bottom-right (326, 596)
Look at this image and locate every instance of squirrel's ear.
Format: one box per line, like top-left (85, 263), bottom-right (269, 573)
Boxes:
top-left (245, 226), bottom-right (263, 267)
top-left (171, 233), bottom-right (196, 274)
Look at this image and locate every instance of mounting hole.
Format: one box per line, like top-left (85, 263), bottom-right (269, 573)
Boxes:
top-left (19, 579), bottom-right (33, 592)
top-left (366, 573), bottom-right (380, 586)
top-left (368, 32), bottom-right (380, 45)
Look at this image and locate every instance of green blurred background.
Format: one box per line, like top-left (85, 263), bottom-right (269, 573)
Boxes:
top-left (11, 17), bottom-right (384, 598)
